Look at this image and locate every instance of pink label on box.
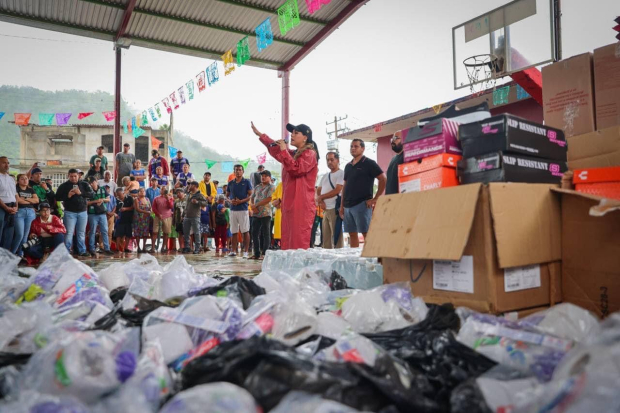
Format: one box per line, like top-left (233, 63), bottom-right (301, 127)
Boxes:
top-left (404, 134), bottom-right (462, 163)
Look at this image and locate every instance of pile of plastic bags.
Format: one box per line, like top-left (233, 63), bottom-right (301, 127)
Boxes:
top-left (0, 245), bottom-right (617, 412)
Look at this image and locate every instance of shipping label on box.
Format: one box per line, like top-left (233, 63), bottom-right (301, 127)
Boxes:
top-left (433, 256), bottom-right (474, 294)
top-left (504, 265), bottom-right (542, 292)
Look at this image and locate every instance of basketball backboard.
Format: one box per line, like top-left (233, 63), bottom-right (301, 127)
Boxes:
top-left (453, 0), bottom-right (559, 91)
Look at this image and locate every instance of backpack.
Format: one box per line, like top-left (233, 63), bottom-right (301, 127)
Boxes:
top-left (215, 207), bottom-right (227, 226)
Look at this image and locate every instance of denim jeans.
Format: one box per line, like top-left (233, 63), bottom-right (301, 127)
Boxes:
top-left (183, 217), bottom-right (201, 252)
top-left (64, 210), bottom-right (88, 254)
top-left (27, 234), bottom-right (65, 259)
top-left (252, 216), bottom-right (271, 258)
top-left (0, 208), bottom-right (15, 251)
top-left (88, 213), bottom-right (110, 252)
top-left (12, 207), bottom-right (36, 255)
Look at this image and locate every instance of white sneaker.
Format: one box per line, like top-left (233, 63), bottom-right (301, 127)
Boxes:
top-left (228, 252), bottom-right (237, 257)
top-left (243, 252), bottom-right (249, 258)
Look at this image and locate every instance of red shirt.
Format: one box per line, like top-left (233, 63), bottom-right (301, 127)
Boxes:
top-left (30, 215), bottom-right (66, 237)
top-left (152, 195), bottom-right (174, 219)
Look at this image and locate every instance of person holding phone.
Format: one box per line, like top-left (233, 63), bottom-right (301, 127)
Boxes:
top-left (55, 168), bottom-right (95, 257)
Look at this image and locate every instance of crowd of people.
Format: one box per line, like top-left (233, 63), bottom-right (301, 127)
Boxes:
top-left (0, 121), bottom-right (392, 263)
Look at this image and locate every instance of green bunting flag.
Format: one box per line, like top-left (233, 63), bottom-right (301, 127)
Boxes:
top-left (237, 36), bottom-right (251, 66)
top-left (493, 86), bottom-right (510, 105)
top-left (205, 160), bottom-right (218, 169)
top-left (240, 158), bottom-right (251, 170)
top-left (141, 111), bottom-right (149, 126)
top-left (132, 127), bottom-right (145, 138)
top-left (39, 113), bottom-right (55, 126)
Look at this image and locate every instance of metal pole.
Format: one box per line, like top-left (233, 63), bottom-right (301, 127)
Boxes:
top-left (280, 70), bottom-right (290, 141)
top-left (114, 46), bottom-right (122, 180)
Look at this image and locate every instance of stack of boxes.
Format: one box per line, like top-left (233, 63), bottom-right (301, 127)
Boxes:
top-left (397, 118), bottom-right (462, 193)
top-left (457, 115), bottom-right (568, 184)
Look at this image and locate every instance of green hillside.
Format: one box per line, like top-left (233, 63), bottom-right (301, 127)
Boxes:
top-left (0, 86), bottom-right (280, 183)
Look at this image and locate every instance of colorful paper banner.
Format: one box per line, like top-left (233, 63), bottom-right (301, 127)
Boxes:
top-left (256, 153), bottom-right (267, 165)
top-left (131, 117), bottom-right (137, 130)
top-left (278, 0), bottom-right (301, 36)
top-left (305, 0), bottom-right (331, 14)
top-left (432, 104), bottom-right (443, 114)
top-left (14, 113), bottom-right (31, 126)
top-left (0, 112), bottom-right (4, 121)
top-left (221, 161), bottom-right (234, 173)
top-left (149, 107), bottom-right (158, 122)
top-left (207, 62), bottom-right (219, 86)
top-left (205, 159), bottom-right (218, 169)
top-left (222, 50), bottom-right (235, 76)
top-left (256, 18), bottom-right (274, 52)
top-left (151, 136), bottom-right (162, 149)
top-left (127, 120), bottom-right (132, 133)
top-left (39, 113), bottom-right (54, 126)
top-left (240, 158), bottom-right (251, 170)
top-left (155, 104), bottom-right (163, 118)
top-left (169, 92), bottom-right (179, 110)
top-left (186, 80), bottom-right (195, 100)
top-left (78, 112), bottom-right (94, 120)
top-left (136, 114), bottom-right (141, 128)
top-left (132, 127), bottom-right (145, 138)
top-left (141, 111), bottom-right (148, 126)
top-left (196, 71), bottom-right (206, 92)
top-left (237, 36), bottom-right (251, 66)
top-left (102, 111), bottom-right (116, 121)
top-left (493, 86), bottom-right (511, 105)
top-left (123, 123), bottom-right (128, 134)
top-left (162, 98), bottom-right (172, 114)
top-left (178, 86), bottom-right (186, 105)
top-left (168, 146), bottom-right (179, 158)
top-left (516, 85), bottom-right (531, 100)
top-left (55, 113), bottom-right (72, 126)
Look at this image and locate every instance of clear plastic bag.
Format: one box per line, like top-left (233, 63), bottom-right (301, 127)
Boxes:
top-left (341, 283), bottom-right (428, 333)
top-left (0, 390), bottom-right (90, 413)
top-left (159, 382), bottom-right (260, 413)
top-left (271, 391), bottom-right (363, 413)
top-left (0, 301), bottom-right (52, 354)
top-left (271, 299), bottom-right (318, 346)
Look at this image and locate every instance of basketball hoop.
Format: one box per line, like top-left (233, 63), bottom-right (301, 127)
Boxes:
top-left (463, 54), bottom-right (503, 93)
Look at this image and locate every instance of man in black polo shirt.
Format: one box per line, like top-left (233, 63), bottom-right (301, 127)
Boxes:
top-left (339, 139), bottom-right (386, 248)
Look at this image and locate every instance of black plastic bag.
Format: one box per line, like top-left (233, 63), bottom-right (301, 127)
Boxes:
top-left (182, 336), bottom-right (441, 412)
top-left (194, 276), bottom-right (265, 310)
top-left (109, 287), bottom-right (128, 304)
top-left (364, 304), bottom-right (496, 410)
top-left (329, 270), bottom-right (348, 291)
top-left (0, 353), bottom-right (30, 369)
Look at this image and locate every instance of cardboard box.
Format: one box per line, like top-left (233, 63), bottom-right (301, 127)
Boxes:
top-left (542, 53), bottom-right (596, 138)
top-left (403, 118), bottom-right (462, 162)
top-left (553, 189), bottom-right (620, 317)
top-left (398, 154), bottom-right (461, 193)
top-left (459, 114), bottom-right (567, 161)
top-left (363, 184), bottom-right (562, 313)
top-left (593, 43), bottom-right (620, 129)
top-left (457, 152), bottom-right (567, 185)
top-left (567, 126), bottom-right (620, 169)
top-left (573, 166), bottom-right (620, 200)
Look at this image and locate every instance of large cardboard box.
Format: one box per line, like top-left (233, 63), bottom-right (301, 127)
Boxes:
top-left (457, 152), bottom-right (567, 184)
top-left (398, 153), bottom-right (460, 193)
top-left (567, 126), bottom-right (620, 169)
top-left (553, 189), bottom-right (620, 317)
top-left (542, 53), bottom-right (596, 138)
top-left (594, 43), bottom-right (620, 129)
top-left (363, 184), bottom-right (562, 313)
top-left (402, 118), bottom-right (462, 163)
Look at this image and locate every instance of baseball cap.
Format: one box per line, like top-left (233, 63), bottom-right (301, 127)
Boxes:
top-left (94, 157), bottom-right (102, 162)
top-left (31, 167), bottom-right (43, 174)
top-left (259, 170), bottom-right (272, 177)
top-left (286, 123), bottom-right (312, 140)
top-left (97, 145), bottom-right (105, 150)
top-left (76, 169), bottom-right (83, 174)
top-left (189, 181), bottom-right (199, 187)
top-left (38, 202), bottom-right (50, 211)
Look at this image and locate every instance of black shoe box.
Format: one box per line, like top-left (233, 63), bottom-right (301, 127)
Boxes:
top-left (459, 114), bottom-right (567, 161)
top-left (457, 152), bottom-right (568, 184)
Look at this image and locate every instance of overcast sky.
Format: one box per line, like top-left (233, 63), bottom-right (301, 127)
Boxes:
top-left (0, 0), bottom-right (617, 173)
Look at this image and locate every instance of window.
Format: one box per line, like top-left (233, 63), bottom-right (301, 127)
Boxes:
top-left (101, 135), bottom-right (113, 153)
top-left (135, 135), bottom-right (149, 164)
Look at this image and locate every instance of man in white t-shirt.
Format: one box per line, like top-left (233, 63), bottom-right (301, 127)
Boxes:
top-left (316, 151), bottom-right (344, 249)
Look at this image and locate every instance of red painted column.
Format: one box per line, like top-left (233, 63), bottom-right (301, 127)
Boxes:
top-left (280, 70), bottom-right (290, 141)
top-left (114, 46), bottom-right (122, 179)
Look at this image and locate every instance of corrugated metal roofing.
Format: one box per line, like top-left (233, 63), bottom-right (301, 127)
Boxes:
top-left (0, 0), bottom-right (366, 70)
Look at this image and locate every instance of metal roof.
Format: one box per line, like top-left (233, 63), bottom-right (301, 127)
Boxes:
top-left (0, 0), bottom-right (369, 70)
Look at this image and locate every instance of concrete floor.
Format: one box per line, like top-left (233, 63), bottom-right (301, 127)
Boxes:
top-left (78, 250), bottom-right (263, 277)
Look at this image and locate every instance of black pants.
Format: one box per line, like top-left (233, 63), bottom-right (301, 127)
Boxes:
top-left (252, 216), bottom-right (271, 258)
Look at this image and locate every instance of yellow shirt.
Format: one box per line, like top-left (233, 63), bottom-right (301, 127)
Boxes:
top-left (272, 182), bottom-right (283, 240)
top-left (198, 181), bottom-right (216, 204)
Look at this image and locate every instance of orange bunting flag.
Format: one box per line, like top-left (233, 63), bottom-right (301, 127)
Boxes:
top-left (151, 136), bottom-right (162, 149)
top-left (14, 113), bottom-right (31, 126)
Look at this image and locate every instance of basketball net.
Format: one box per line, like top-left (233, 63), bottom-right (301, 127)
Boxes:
top-left (464, 54), bottom-right (500, 94)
